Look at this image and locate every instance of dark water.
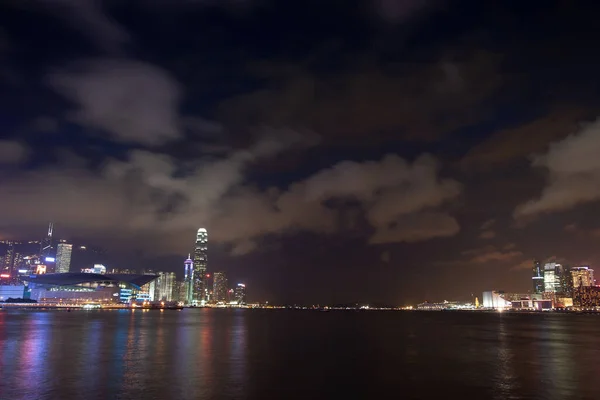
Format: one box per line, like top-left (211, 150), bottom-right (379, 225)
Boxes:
top-left (1, 310), bottom-right (599, 400)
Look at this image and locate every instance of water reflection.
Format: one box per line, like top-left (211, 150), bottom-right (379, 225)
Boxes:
top-left (4, 310), bottom-right (600, 400)
top-left (538, 316), bottom-right (576, 400)
top-left (493, 315), bottom-right (516, 399)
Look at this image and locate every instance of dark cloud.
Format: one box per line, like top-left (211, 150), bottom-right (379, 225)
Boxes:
top-left (219, 51), bottom-right (503, 144)
top-left (0, 140), bottom-right (28, 164)
top-left (26, 0), bottom-right (130, 52)
top-left (461, 108), bottom-right (590, 169)
top-left (479, 230), bottom-right (495, 240)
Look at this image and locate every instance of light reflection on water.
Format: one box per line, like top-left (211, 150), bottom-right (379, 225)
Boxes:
top-left (1, 310), bottom-right (600, 399)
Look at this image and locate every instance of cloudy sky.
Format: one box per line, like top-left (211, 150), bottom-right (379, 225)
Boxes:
top-left (2, 0), bottom-right (600, 304)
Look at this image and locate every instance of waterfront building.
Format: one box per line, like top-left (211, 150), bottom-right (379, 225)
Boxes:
top-left (482, 291), bottom-right (512, 309)
top-left (212, 272), bottom-right (227, 303)
top-left (192, 228), bottom-right (208, 303)
top-left (183, 255), bottom-right (194, 305)
top-left (532, 259), bottom-right (544, 294)
top-left (571, 266), bottom-right (594, 289)
top-left (55, 243), bottom-right (73, 273)
top-left (154, 272), bottom-right (176, 301)
top-left (22, 272), bottom-right (159, 304)
top-left (234, 283), bottom-right (246, 305)
top-left (0, 285), bottom-right (28, 301)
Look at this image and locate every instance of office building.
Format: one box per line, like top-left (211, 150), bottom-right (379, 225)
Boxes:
top-left (193, 228), bottom-right (208, 303)
top-left (212, 272), bottom-right (227, 303)
top-left (183, 255), bottom-right (194, 305)
top-left (40, 223), bottom-right (55, 268)
top-left (234, 283), bottom-right (247, 305)
top-left (532, 259), bottom-right (544, 294)
top-left (55, 243), bottom-right (73, 273)
top-left (154, 271), bottom-right (176, 301)
top-left (544, 263), bottom-right (563, 293)
top-left (571, 266), bottom-right (595, 289)
top-left (2, 242), bottom-right (14, 274)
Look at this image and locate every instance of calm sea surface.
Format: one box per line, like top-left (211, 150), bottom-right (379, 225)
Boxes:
top-left (1, 309), bottom-right (599, 400)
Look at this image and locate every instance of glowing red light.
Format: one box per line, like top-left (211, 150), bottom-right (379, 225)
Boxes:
top-left (0, 274), bottom-right (10, 278)
top-left (206, 274), bottom-right (210, 278)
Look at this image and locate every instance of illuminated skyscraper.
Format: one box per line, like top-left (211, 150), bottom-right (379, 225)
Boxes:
top-left (155, 271), bottom-right (176, 301)
top-left (193, 228), bottom-right (208, 303)
top-left (532, 259), bottom-right (544, 294)
top-left (544, 263), bottom-right (563, 293)
top-left (2, 241), bottom-right (14, 273)
top-left (55, 243), bottom-right (73, 273)
top-left (40, 223), bottom-right (55, 271)
top-left (571, 266), bottom-right (595, 289)
top-left (184, 255), bottom-right (194, 304)
top-left (234, 283), bottom-right (246, 305)
top-left (212, 272), bottom-right (227, 303)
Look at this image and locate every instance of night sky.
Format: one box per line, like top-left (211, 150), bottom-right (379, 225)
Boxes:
top-left (2, 0), bottom-right (600, 305)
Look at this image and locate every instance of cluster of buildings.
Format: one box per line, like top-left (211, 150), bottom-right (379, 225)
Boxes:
top-left (483, 260), bottom-right (599, 310)
top-left (0, 225), bottom-right (248, 307)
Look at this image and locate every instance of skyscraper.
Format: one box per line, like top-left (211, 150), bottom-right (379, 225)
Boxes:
top-left (2, 241), bottom-right (14, 273)
top-left (532, 259), bottom-right (544, 294)
top-left (234, 283), bottom-right (247, 305)
top-left (184, 255), bottom-right (194, 305)
top-left (193, 228), bottom-right (208, 303)
top-left (571, 266), bottom-right (595, 289)
top-left (213, 272), bottom-right (227, 303)
top-left (155, 271), bottom-right (176, 301)
top-left (55, 243), bottom-right (73, 273)
top-left (544, 262), bottom-right (563, 293)
top-left (40, 223), bottom-right (55, 271)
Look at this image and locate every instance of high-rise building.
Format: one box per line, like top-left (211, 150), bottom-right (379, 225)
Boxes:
top-left (55, 243), bottom-right (73, 273)
top-left (234, 283), bottom-right (246, 305)
top-left (12, 252), bottom-right (23, 273)
top-left (544, 263), bottom-right (563, 293)
top-left (2, 241), bottom-right (14, 273)
top-left (571, 266), bottom-right (595, 289)
top-left (212, 272), bottom-right (227, 303)
top-left (40, 223), bottom-right (54, 259)
top-left (155, 271), bottom-right (176, 301)
top-left (193, 228), bottom-right (208, 303)
top-left (532, 259), bottom-right (544, 294)
top-left (40, 223), bottom-right (55, 272)
top-left (184, 255), bottom-right (194, 305)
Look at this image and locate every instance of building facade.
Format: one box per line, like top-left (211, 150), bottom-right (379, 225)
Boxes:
top-left (192, 228), bottom-right (208, 303)
top-left (212, 272), bottom-right (227, 303)
top-left (154, 271), bottom-right (176, 301)
top-left (571, 266), bottom-right (595, 289)
top-left (532, 259), bottom-right (544, 294)
top-left (544, 263), bottom-right (563, 293)
top-left (234, 283), bottom-right (246, 305)
top-left (55, 243), bottom-right (73, 273)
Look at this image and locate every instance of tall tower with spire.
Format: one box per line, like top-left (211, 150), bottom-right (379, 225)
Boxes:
top-left (192, 228), bottom-right (208, 304)
top-left (183, 255), bottom-right (194, 305)
top-left (40, 222), bottom-right (55, 271)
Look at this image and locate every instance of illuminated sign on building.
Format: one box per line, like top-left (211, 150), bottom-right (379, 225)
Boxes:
top-left (45, 257), bottom-right (55, 263)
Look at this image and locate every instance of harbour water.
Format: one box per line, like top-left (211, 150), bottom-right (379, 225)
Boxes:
top-left (1, 309), bottom-right (599, 400)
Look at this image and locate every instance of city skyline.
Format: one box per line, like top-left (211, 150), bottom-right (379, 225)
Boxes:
top-left (4, 1), bottom-right (600, 304)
